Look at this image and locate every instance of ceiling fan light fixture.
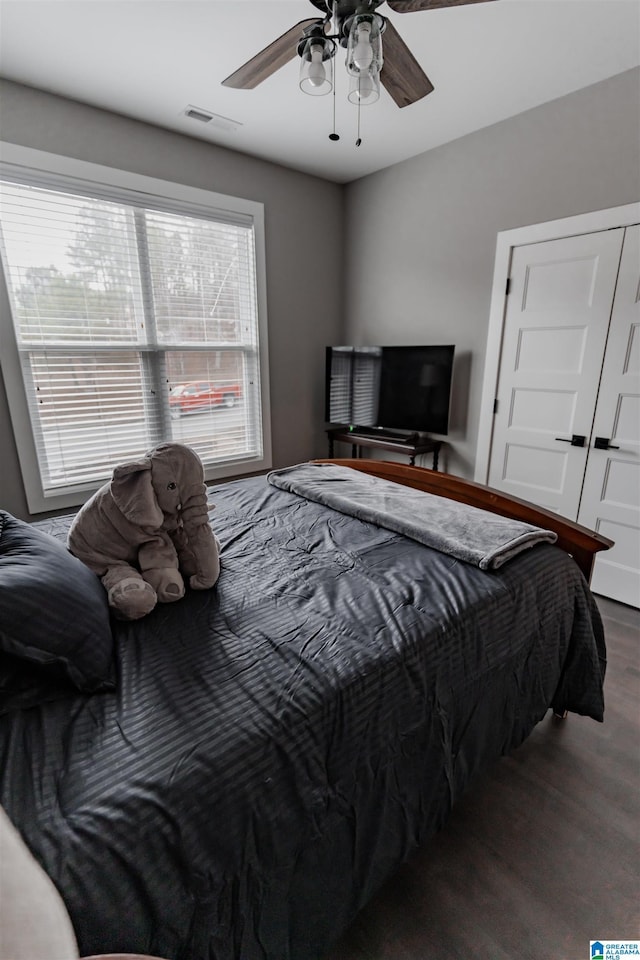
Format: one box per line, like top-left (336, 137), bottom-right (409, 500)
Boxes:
top-left (348, 69), bottom-right (381, 105)
top-left (346, 14), bottom-right (383, 78)
top-left (299, 36), bottom-right (334, 96)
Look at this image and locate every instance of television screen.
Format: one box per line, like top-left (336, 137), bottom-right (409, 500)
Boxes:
top-left (325, 345), bottom-right (455, 436)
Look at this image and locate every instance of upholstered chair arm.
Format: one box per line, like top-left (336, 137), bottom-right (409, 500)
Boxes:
top-left (81, 954), bottom-right (170, 959)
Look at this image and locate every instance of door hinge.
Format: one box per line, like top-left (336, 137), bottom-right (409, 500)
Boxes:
top-left (505, 277), bottom-right (511, 295)
top-left (493, 399), bottom-right (498, 414)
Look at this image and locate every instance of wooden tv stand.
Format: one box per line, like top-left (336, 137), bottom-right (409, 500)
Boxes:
top-left (327, 427), bottom-right (442, 469)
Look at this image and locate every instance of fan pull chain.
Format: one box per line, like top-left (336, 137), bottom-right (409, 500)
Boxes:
top-left (356, 98), bottom-right (362, 147)
top-left (329, 51), bottom-right (339, 142)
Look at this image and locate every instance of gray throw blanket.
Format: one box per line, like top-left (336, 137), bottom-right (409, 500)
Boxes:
top-left (267, 463), bottom-right (557, 571)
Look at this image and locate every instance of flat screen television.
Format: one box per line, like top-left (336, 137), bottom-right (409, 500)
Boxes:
top-left (325, 344), bottom-right (455, 437)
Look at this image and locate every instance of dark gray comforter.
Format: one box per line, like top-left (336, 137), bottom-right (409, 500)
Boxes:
top-left (0, 474), bottom-right (606, 960)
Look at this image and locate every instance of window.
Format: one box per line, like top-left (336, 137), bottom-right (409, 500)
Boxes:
top-left (0, 145), bottom-right (271, 513)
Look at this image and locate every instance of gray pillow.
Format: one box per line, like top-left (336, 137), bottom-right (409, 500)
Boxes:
top-left (0, 511), bottom-right (115, 697)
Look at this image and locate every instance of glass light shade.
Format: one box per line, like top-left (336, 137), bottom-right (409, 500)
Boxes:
top-left (346, 15), bottom-right (383, 78)
top-left (348, 70), bottom-right (380, 105)
top-left (299, 38), bottom-right (333, 96)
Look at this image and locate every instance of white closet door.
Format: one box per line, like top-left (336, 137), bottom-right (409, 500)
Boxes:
top-left (487, 229), bottom-right (625, 516)
top-left (578, 225), bottom-right (640, 607)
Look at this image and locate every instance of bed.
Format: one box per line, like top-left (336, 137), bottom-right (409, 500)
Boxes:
top-left (0, 459), bottom-right (610, 960)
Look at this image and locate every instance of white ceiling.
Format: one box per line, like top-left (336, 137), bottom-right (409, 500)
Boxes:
top-left (1, 0), bottom-right (639, 184)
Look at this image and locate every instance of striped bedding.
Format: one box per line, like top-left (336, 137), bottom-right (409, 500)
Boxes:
top-left (0, 473), bottom-right (606, 960)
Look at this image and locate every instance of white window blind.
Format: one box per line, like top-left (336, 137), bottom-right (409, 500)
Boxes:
top-left (0, 164), bottom-right (270, 508)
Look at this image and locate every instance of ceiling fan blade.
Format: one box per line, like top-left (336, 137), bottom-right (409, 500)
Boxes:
top-left (380, 19), bottom-right (434, 107)
top-left (387, 0), bottom-right (497, 12)
top-left (222, 19), bottom-right (321, 89)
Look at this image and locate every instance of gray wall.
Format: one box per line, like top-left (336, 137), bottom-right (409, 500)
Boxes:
top-left (0, 80), bottom-right (345, 519)
top-left (344, 67), bottom-right (640, 478)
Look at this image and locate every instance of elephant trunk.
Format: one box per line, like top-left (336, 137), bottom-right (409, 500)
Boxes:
top-left (180, 488), bottom-right (210, 531)
top-left (176, 487), bottom-right (219, 590)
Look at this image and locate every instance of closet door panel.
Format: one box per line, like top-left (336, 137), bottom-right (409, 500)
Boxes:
top-left (578, 225), bottom-right (640, 607)
top-left (487, 229), bottom-right (625, 517)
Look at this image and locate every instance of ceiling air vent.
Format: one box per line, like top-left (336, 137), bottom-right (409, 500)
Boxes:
top-left (183, 105), bottom-right (242, 133)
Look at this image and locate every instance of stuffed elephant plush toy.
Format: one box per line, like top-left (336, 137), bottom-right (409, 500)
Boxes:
top-left (68, 442), bottom-right (220, 620)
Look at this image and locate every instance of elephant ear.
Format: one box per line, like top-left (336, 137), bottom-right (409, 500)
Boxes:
top-left (111, 458), bottom-right (163, 529)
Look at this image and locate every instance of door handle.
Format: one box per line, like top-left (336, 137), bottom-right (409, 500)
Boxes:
top-left (555, 434), bottom-right (586, 447)
top-left (594, 437), bottom-right (620, 450)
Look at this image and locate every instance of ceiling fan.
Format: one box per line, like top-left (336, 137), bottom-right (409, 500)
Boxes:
top-left (222, 0), bottom-right (496, 109)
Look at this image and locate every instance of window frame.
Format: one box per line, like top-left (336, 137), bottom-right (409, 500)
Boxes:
top-left (0, 142), bottom-right (272, 514)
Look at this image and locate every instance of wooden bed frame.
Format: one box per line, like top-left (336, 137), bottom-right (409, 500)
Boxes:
top-left (314, 459), bottom-right (613, 583)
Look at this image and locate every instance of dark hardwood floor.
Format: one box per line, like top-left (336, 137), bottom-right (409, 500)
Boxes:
top-left (327, 596), bottom-right (639, 960)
